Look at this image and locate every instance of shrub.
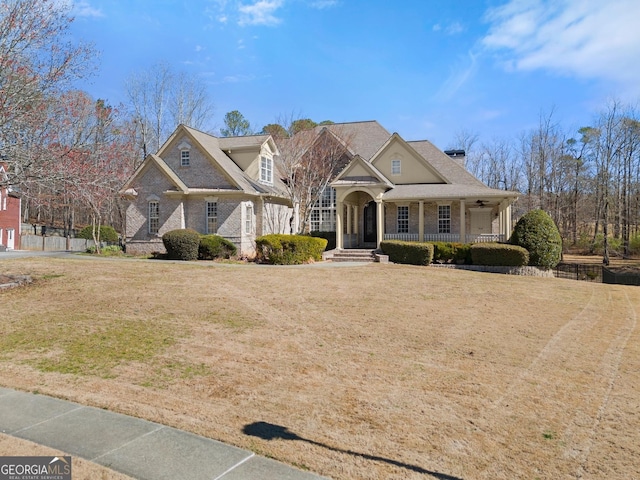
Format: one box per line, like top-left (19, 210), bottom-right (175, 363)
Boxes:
top-left (431, 242), bottom-right (472, 264)
top-left (255, 234), bottom-right (328, 265)
top-left (380, 240), bottom-right (434, 266)
top-left (198, 234), bottom-right (237, 260)
top-left (308, 231), bottom-right (336, 251)
top-left (470, 243), bottom-right (529, 266)
top-left (510, 209), bottom-right (562, 268)
top-left (77, 225), bottom-right (119, 243)
top-left (162, 229), bottom-right (201, 261)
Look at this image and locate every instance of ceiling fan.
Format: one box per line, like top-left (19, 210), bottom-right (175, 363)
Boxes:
top-left (475, 199), bottom-right (489, 207)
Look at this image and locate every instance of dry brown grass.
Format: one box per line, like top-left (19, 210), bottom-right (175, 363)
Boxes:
top-left (1, 256), bottom-right (639, 479)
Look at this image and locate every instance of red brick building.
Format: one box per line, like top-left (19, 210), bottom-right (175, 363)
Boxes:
top-left (0, 164), bottom-right (21, 250)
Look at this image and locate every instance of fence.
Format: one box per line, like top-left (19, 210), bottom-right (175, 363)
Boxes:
top-left (20, 234), bottom-right (99, 252)
top-left (602, 267), bottom-right (640, 286)
top-left (554, 263), bottom-right (603, 282)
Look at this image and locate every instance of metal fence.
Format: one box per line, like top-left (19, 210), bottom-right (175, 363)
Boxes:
top-left (602, 267), bottom-right (640, 286)
top-left (554, 263), bottom-right (603, 282)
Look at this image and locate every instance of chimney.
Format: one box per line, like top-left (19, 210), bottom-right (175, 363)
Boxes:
top-left (444, 149), bottom-right (466, 168)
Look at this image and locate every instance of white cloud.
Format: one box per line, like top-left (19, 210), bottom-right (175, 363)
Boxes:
top-left (309, 0), bottom-right (338, 8)
top-left (482, 0), bottom-right (640, 87)
top-left (71, 0), bottom-right (104, 18)
top-left (445, 22), bottom-right (464, 35)
top-left (238, 0), bottom-right (284, 26)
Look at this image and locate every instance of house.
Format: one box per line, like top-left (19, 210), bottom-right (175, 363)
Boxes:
top-left (120, 125), bottom-right (293, 256)
top-left (0, 164), bottom-right (21, 251)
top-left (311, 121), bottom-right (519, 248)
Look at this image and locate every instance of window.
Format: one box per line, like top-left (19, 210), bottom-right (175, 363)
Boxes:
top-left (181, 150), bottom-right (190, 167)
top-left (245, 204), bottom-right (253, 233)
top-left (391, 159), bottom-right (401, 175)
top-left (438, 205), bottom-right (451, 234)
top-left (260, 156), bottom-right (273, 184)
top-left (397, 205), bottom-right (409, 233)
top-left (148, 201), bottom-right (159, 234)
top-left (206, 201), bottom-right (217, 234)
top-left (310, 187), bottom-right (336, 232)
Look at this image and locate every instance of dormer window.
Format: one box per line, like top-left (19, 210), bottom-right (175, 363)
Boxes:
top-left (181, 150), bottom-right (190, 167)
top-left (391, 159), bottom-right (401, 175)
top-left (260, 156), bottom-right (273, 185)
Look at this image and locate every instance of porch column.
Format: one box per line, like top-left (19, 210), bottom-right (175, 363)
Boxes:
top-left (418, 201), bottom-right (424, 242)
top-left (346, 203), bottom-right (352, 235)
top-left (353, 205), bottom-right (359, 235)
top-left (459, 200), bottom-right (466, 243)
top-left (376, 200), bottom-right (384, 248)
top-left (336, 199), bottom-right (344, 249)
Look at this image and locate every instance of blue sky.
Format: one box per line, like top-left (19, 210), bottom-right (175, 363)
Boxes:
top-left (68, 0), bottom-right (640, 149)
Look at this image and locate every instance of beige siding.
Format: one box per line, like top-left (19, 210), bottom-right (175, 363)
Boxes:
top-left (372, 138), bottom-right (443, 184)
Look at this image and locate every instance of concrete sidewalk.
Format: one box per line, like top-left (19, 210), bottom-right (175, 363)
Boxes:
top-left (0, 387), bottom-right (328, 480)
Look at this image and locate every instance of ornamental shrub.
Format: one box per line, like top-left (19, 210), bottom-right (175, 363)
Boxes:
top-left (308, 231), bottom-right (336, 251)
top-left (162, 229), bottom-right (200, 261)
top-left (470, 243), bottom-right (529, 266)
top-left (510, 209), bottom-right (562, 269)
top-left (198, 234), bottom-right (237, 260)
top-left (77, 225), bottom-right (119, 243)
top-left (431, 242), bottom-right (471, 264)
top-left (255, 234), bottom-right (328, 265)
top-left (380, 240), bottom-right (434, 266)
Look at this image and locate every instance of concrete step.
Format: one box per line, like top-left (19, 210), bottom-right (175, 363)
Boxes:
top-left (331, 249), bottom-right (376, 262)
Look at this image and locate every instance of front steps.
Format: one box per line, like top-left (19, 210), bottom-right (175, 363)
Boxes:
top-left (324, 249), bottom-right (377, 263)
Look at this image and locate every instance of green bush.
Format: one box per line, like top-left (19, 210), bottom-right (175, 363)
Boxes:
top-left (380, 240), bottom-right (434, 266)
top-left (77, 225), bottom-right (119, 243)
top-left (255, 234), bottom-right (328, 265)
top-left (470, 243), bottom-right (529, 266)
top-left (162, 229), bottom-right (201, 261)
top-left (198, 234), bottom-right (237, 260)
top-left (431, 242), bottom-right (472, 264)
top-left (510, 209), bottom-right (562, 268)
top-left (308, 231), bottom-right (336, 251)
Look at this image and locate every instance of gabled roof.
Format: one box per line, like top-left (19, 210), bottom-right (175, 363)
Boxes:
top-left (120, 154), bottom-right (189, 195)
top-left (315, 121), bottom-right (391, 161)
top-left (407, 140), bottom-right (486, 187)
top-left (332, 155), bottom-right (393, 188)
top-left (218, 134), bottom-right (271, 150)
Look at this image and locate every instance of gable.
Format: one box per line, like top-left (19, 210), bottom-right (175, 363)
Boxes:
top-left (162, 133), bottom-right (237, 190)
top-left (371, 136), bottom-right (445, 185)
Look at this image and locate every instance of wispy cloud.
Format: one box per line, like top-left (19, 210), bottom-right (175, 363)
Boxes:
top-left (309, 0), bottom-right (338, 8)
top-left (434, 50), bottom-right (479, 101)
top-left (482, 0), bottom-right (640, 89)
top-left (432, 21), bottom-right (464, 35)
top-left (238, 0), bottom-right (284, 26)
top-left (71, 0), bottom-right (104, 18)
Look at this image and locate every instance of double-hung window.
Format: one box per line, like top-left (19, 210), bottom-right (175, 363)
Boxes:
top-left (181, 150), bottom-right (190, 167)
top-left (391, 159), bottom-right (401, 176)
top-left (260, 156), bottom-right (273, 184)
top-left (438, 205), bottom-right (451, 234)
top-left (245, 204), bottom-right (253, 233)
top-left (206, 201), bottom-right (218, 234)
top-left (397, 205), bottom-right (409, 233)
top-left (310, 187), bottom-right (336, 231)
top-left (148, 201), bottom-right (159, 234)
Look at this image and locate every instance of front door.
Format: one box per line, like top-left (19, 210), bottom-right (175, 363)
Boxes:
top-left (363, 201), bottom-right (377, 243)
top-left (6, 228), bottom-right (14, 250)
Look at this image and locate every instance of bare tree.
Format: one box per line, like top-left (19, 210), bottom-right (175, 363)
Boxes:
top-left (125, 62), bottom-right (214, 159)
top-left (0, 0), bottom-right (94, 186)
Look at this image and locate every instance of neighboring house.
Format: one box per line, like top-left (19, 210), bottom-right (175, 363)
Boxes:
top-left (311, 121), bottom-right (519, 249)
top-left (120, 125), bottom-right (292, 256)
top-left (0, 164), bottom-right (21, 251)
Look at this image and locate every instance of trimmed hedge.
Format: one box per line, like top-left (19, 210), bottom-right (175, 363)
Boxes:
top-left (255, 234), bottom-right (328, 265)
top-left (432, 241), bottom-right (472, 264)
top-left (470, 243), bottom-right (529, 266)
top-left (162, 229), bottom-right (201, 260)
top-left (380, 240), bottom-right (434, 266)
top-left (77, 225), bottom-right (119, 243)
top-left (199, 234), bottom-right (237, 260)
top-left (308, 231), bottom-right (336, 251)
top-left (510, 209), bottom-right (562, 269)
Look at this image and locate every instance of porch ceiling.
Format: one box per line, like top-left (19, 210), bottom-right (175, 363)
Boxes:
top-left (381, 183), bottom-right (518, 201)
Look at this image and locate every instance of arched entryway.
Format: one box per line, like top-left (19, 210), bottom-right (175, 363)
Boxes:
top-left (363, 200), bottom-right (377, 244)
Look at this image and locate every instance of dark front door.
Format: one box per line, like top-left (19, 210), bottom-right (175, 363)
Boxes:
top-left (363, 201), bottom-right (377, 243)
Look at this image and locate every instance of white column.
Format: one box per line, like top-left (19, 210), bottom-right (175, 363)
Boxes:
top-left (459, 200), bottom-right (466, 243)
top-left (336, 200), bottom-right (343, 249)
top-left (376, 200), bottom-right (384, 248)
top-left (346, 204), bottom-right (352, 235)
top-left (419, 201), bottom-right (424, 242)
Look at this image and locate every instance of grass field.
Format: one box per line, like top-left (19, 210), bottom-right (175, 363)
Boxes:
top-left (1, 256), bottom-right (639, 479)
